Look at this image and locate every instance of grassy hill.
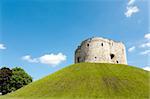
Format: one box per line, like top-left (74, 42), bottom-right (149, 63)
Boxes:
top-left (2, 63), bottom-right (150, 99)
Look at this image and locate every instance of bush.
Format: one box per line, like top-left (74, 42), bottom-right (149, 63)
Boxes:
top-left (0, 67), bottom-right (32, 95)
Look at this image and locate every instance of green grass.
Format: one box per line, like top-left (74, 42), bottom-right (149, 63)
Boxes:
top-left (2, 63), bottom-right (150, 99)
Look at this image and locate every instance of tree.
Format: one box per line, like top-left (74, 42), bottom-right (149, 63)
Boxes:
top-left (0, 67), bottom-right (32, 95)
top-left (10, 67), bottom-right (32, 92)
top-left (0, 67), bottom-right (12, 95)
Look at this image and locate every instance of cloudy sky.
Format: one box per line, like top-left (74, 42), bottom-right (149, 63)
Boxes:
top-left (0, 0), bottom-right (149, 80)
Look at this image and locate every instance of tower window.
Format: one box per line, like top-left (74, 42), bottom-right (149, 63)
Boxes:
top-left (77, 57), bottom-right (80, 63)
top-left (87, 44), bottom-right (89, 47)
top-left (95, 57), bottom-right (97, 59)
top-left (116, 61), bottom-right (119, 63)
top-left (101, 43), bottom-right (103, 46)
top-left (110, 54), bottom-right (115, 59)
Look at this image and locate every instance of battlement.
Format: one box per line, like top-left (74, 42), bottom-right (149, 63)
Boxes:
top-left (75, 37), bottom-right (127, 64)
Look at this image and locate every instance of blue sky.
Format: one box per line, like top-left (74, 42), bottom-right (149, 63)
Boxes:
top-left (0, 0), bottom-right (149, 80)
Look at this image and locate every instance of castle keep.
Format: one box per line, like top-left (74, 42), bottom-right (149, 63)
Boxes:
top-left (75, 37), bottom-right (127, 64)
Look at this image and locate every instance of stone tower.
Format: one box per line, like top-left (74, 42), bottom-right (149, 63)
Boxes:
top-left (75, 37), bottom-right (127, 64)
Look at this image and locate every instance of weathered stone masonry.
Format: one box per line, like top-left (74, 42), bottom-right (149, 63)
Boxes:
top-left (75, 37), bottom-right (127, 64)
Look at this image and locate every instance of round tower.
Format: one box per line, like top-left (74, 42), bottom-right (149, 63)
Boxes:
top-left (75, 37), bottom-right (127, 64)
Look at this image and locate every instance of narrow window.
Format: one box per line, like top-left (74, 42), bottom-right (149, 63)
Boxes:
top-left (77, 57), bottom-right (80, 63)
top-left (87, 44), bottom-right (89, 47)
top-left (110, 54), bottom-right (115, 59)
top-left (116, 61), bottom-right (119, 63)
top-left (101, 43), bottom-right (103, 46)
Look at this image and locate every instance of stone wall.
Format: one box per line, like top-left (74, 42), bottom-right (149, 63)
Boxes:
top-left (75, 37), bottom-right (127, 64)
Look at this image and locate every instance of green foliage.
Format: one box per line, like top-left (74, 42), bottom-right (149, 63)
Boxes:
top-left (10, 67), bottom-right (32, 92)
top-left (0, 67), bottom-right (12, 95)
top-left (0, 67), bottom-right (32, 95)
top-left (3, 63), bottom-right (150, 99)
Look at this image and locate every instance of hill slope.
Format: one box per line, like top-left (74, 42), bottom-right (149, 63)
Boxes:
top-left (3, 63), bottom-right (150, 99)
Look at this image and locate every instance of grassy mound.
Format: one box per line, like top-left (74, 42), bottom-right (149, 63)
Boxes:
top-left (3, 63), bottom-right (150, 99)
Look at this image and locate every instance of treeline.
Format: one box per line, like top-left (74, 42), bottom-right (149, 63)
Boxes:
top-left (0, 67), bottom-right (32, 95)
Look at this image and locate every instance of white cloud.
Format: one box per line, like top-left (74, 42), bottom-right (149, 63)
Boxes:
top-left (140, 42), bottom-right (150, 48)
top-left (128, 0), bottom-right (136, 5)
top-left (22, 55), bottom-right (38, 63)
top-left (125, 6), bottom-right (139, 17)
top-left (144, 33), bottom-right (150, 40)
top-left (128, 46), bottom-right (135, 52)
top-left (139, 33), bottom-right (150, 55)
top-left (22, 53), bottom-right (66, 66)
top-left (39, 53), bottom-right (66, 66)
top-left (140, 33), bottom-right (150, 48)
top-left (0, 43), bottom-right (6, 50)
top-left (140, 50), bottom-right (150, 55)
top-left (142, 66), bottom-right (150, 71)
